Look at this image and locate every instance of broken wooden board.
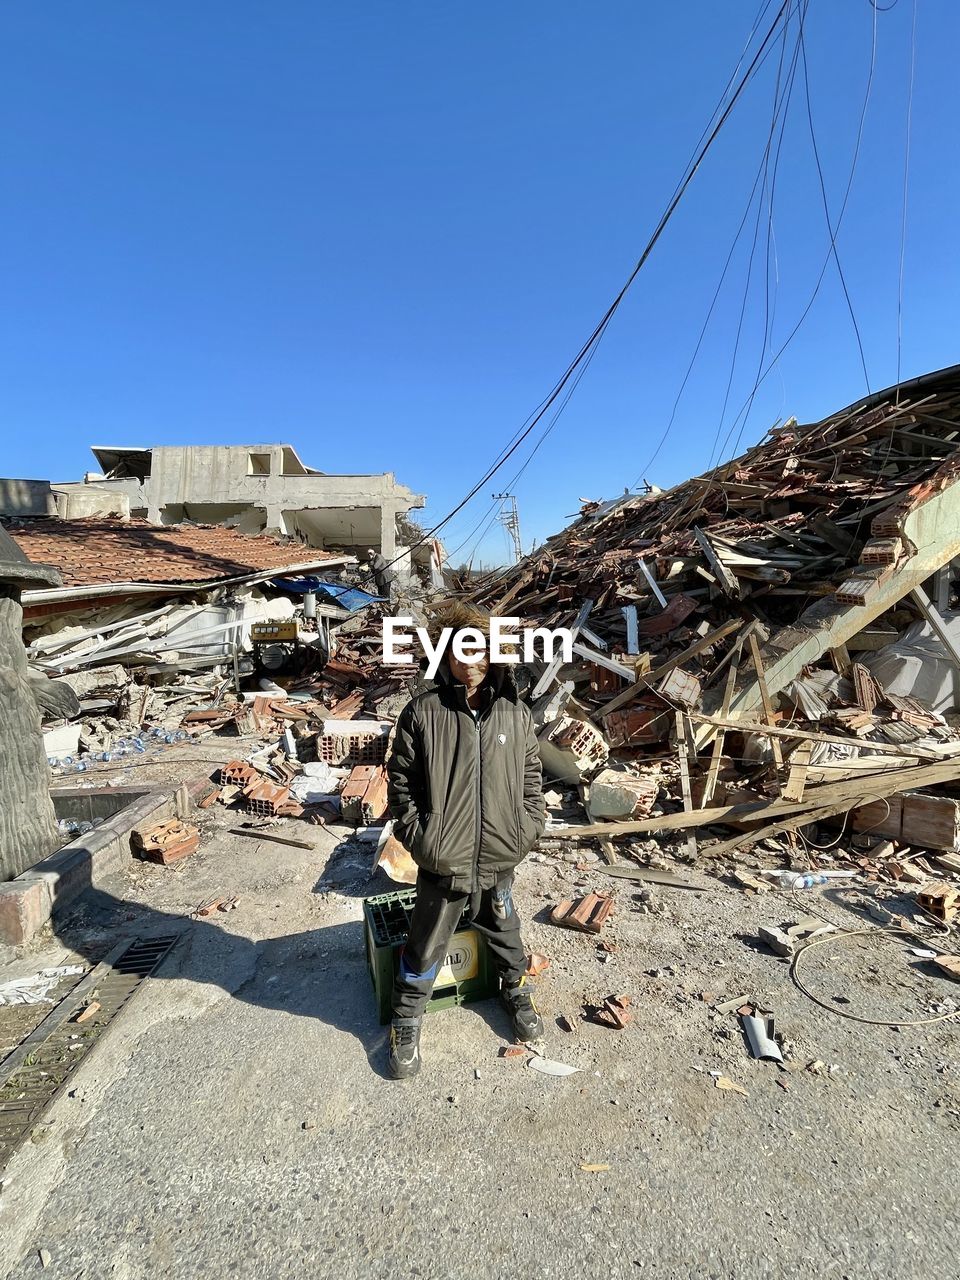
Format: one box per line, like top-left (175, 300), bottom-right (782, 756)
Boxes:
top-left (688, 713), bottom-right (942, 761)
top-left (596, 866), bottom-right (704, 890)
top-left (547, 757), bottom-right (960, 841)
top-left (781, 741), bottom-right (813, 804)
top-left (693, 526), bottom-right (741, 598)
top-left (748, 632), bottom-right (784, 771)
top-left (675, 712), bottom-right (697, 861)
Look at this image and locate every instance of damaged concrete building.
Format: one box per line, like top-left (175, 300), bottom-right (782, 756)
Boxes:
top-left (0, 441), bottom-right (427, 566)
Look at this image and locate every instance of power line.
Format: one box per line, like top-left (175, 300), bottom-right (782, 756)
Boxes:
top-left (632, 2), bottom-right (801, 488)
top-left (709, 2), bottom-right (804, 469)
top-left (896, 0), bottom-right (918, 394)
top-left (797, 1), bottom-right (871, 393)
top-left (723, 0), bottom-right (808, 463)
top-left (710, 0), bottom-right (879, 470)
top-left (374, 0), bottom-right (794, 576)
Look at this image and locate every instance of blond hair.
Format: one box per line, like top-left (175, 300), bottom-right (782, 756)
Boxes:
top-left (423, 599), bottom-right (519, 661)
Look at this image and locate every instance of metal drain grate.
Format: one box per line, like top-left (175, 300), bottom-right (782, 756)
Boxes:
top-left (0, 933), bottom-right (182, 1172)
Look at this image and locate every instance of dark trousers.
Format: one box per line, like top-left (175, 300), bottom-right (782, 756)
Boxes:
top-left (391, 871), bottom-right (527, 1020)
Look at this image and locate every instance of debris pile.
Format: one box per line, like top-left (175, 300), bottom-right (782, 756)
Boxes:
top-left (463, 366), bottom-right (960, 912)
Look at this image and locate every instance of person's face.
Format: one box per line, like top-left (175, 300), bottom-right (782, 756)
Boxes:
top-left (448, 651), bottom-right (490, 691)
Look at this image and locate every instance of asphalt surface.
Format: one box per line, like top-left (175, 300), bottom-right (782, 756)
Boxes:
top-left (2, 788), bottom-right (959, 1279)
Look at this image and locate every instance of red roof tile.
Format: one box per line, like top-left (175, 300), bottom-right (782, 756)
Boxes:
top-left (1, 518), bottom-right (340, 589)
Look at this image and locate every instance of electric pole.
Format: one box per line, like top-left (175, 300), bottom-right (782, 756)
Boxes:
top-left (492, 492), bottom-right (522, 564)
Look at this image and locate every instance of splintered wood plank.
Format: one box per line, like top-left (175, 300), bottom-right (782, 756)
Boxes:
top-left (781, 741), bottom-right (813, 803)
top-left (748, 632), bottom-right (784, 770)
top-left (638, 559), bottom-right (668, 608)
top-left (597, 617), bottom-right (743, 720)
top-left (693, 527), bottom-right (741, 598)
top-left (701, 636), bottom-right (744, 807)
top-left (829, 644), bottom-right (852, 676)
top-left (547, 754), bottom-right (960, 842)
top-left (675, 712), bottom-right (698, 860)
top-left (688, 713), bottom-right (938, 759)
top-left (705, 795), bottom-right (876, 861)
top-left (597, 837), bottom-right (620, 866)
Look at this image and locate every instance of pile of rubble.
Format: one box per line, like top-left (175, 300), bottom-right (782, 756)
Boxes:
top-left (26, 366), bottom-right (960, 930)
top-left (465, 365), bottom-right (960, 898)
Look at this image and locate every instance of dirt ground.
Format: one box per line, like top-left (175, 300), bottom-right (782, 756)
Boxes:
top-left (1, 740), bottom-right (959, 1279)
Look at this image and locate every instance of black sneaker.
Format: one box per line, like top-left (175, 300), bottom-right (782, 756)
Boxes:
top-left (501, 978), bottom-right (545, 1044)
top-left (388, 1017), bottom-right (422, 1079)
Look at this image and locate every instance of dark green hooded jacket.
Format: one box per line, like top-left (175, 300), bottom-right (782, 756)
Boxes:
top-left (386, 663), bottom-right (546, 893)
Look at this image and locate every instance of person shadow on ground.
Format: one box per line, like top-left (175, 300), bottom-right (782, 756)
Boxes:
top-left (45, 863), bottom-right (519, 1081)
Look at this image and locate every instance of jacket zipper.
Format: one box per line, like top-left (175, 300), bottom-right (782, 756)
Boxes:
top-left (473, 708), bottom-right (482, 893)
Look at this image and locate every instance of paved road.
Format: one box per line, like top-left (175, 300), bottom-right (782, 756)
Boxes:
top-left (2, 810), bottom-right (958, 1279)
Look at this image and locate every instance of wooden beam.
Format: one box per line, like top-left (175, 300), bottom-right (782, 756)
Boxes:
top-left (531, 598), bottom-right (594, 698)
top-left (748, 632), bottom-right (783, 770)
top-left (693, 526), bottom-right (741, 598)
top-left (597, 837), bottom-right (620, 866)
top-left (621, 605), bottom-right (639, 655)
top-left (547, 757), bottom-right (960, 841)
top-left (675, 713), bottom-right (698, 860)
top-left (780, 741), bottom-right (813, 803)
top-left (701, 635), bottom-right (744, 807)
top-left (571, 641), bottom-right (635, 679)
top-left (579, 624), bottom-right (608, 652)
top-left (688, 712), bottom-right (940, 759)
top-left (704, 795), bottom-right (871, 861)
top-left (638, 559), bottom-right (667, 608)
top-left (597, 617), bottom-right (744, 719)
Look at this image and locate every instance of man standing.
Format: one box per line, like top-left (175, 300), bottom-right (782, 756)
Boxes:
top-left (385, 602), bottom-right (546, 1079)
top-left (367, 548), bottom-right (398, 605)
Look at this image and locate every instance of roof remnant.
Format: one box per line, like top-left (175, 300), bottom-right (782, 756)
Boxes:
top-left (1, 517), bottom-right (342, 590)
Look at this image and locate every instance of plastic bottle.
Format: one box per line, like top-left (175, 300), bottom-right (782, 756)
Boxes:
top-left (761, 869), bottom-right (851, 890)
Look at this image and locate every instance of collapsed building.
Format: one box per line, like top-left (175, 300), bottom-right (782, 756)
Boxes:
top-left (465, 362), bottom-right (960, 862)
top-left (7, 365), bottom-right (960, 947)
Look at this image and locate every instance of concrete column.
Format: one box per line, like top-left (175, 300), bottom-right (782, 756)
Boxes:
top-left (379, 502), bottom-right (398, 558)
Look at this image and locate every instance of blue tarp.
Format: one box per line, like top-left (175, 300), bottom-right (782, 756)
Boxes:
top-left (271, 576), bottom-right (383, 612)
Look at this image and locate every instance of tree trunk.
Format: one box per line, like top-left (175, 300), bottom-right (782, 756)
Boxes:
top-left (0, 594), bottom-right (60, 879)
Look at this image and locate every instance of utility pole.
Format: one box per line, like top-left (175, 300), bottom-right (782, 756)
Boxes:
top-left (492, 492), bottom-right (522, 564)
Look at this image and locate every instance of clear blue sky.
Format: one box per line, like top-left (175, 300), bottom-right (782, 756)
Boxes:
top-left (2, 1), bottom-right (956, 566)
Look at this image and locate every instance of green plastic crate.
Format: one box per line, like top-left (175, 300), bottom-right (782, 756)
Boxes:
top-left (363, 888), bottom-right (498, 1024)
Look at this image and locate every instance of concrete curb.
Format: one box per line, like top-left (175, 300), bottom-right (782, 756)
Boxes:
top-left (0, 786), bottom-right (187, 947)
